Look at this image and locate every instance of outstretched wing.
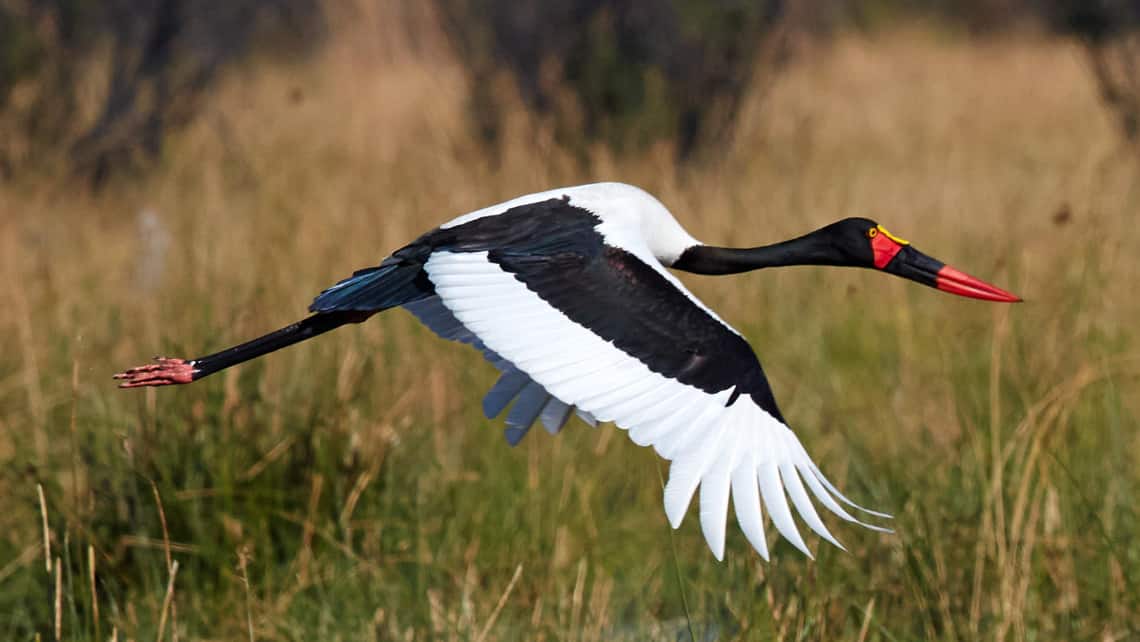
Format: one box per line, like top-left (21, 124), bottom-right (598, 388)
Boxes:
top-left (419, 199), bottom-right (889, 560)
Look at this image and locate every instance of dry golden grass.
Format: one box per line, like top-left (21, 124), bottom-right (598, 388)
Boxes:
top-left (1, 14), bottom-right (1138, 640)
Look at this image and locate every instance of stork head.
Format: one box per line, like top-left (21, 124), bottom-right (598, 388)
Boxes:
top-left (673, 217), bottom-right (1021, 303)
top-left (831, 217), bottom-right (1021, 302)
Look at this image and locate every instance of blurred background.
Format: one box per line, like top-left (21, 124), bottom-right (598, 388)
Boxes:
top-left (2, 0), bottom-right (1139, 639)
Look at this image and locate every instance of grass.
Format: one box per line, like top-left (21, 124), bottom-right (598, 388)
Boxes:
top-left (2, 21), bottom-right (1139, 641)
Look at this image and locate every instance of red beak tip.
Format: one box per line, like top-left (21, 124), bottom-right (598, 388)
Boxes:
top-left (935, 265), bottom-right (1020, 303)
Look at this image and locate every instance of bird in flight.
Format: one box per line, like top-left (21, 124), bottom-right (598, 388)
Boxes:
top-left (116, 182), bottom-right (1020, 560)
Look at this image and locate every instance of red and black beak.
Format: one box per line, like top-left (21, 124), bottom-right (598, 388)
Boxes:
top-left (882, 244), bottom-right (1021, 302)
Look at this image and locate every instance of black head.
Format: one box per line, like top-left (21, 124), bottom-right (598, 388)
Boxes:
top-left (809, 217), bottom-right (884, 267)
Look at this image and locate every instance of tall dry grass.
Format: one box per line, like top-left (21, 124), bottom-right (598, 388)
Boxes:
top-left (1, 11), bottom-right (1138, 640)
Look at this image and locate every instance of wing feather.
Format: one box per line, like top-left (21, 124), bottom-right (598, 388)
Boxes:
top-left (698, 417), bottom-right (740, 560)
top-left (758, 463), bottom-right (812, 558)
top-left (662, 398), bottom-right (731, 527)
top-left (482, 370), bottom-right (530, 418)
top-left (540, 398), bottom-right (573, 434)
top-left (780, 461), bottom-right (844, 550)
top-left (732, 453), bottom-right (770, 561)
top-left (508, 382), bottom-right (549, 428)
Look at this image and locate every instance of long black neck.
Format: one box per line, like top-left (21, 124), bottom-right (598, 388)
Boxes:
top-left (672, 232), bottom-right (846, 275)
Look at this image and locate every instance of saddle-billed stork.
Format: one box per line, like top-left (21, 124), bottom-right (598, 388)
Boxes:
top-left (116, 182), bottom-right (1019, 560)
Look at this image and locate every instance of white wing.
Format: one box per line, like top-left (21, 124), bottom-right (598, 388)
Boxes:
top-left (424, 249), bottom-right (889, 561)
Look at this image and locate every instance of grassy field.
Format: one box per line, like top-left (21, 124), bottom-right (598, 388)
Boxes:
top-left (2, 22), bottom-right (1139, 641)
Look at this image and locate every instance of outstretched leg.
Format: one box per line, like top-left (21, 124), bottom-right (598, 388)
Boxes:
top-left (114, 310), bottom-right (375, 388)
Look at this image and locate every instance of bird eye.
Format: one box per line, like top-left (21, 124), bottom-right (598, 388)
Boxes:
top-left (867, 227), bottom-right (878, 239)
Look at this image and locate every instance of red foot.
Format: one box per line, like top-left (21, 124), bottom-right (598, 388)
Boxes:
top-left (114, 357), bottom-right (197, 388)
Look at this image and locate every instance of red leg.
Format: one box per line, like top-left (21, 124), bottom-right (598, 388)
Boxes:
top-left (114, 357), bottom-right (197, 388)
top-left (113, 311), bottom-right (376, 389)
